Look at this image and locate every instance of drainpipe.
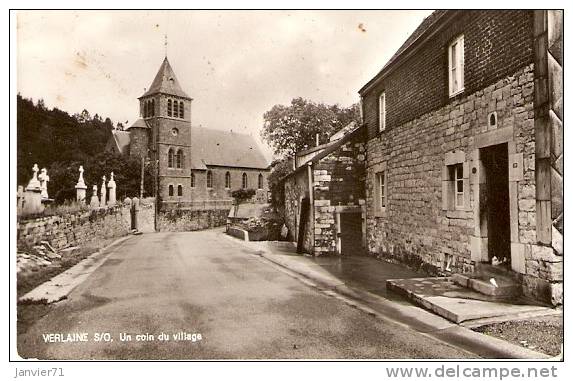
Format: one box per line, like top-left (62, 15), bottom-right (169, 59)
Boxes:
top-left (307, 162), bottom-right (314, 256)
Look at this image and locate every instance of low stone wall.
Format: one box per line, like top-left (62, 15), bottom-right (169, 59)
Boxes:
top-left (157, 209), bottom-right (230, 232)
top-left (17, 205), bottom-right (131, 250)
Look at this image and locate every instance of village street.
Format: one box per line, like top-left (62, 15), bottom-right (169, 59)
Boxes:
top-left (17, 229), bottom-right (475, 360)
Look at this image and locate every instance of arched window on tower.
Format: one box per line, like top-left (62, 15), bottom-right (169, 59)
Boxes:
top-left (242, 173), bottom-right (248, 189)
top-left (176, 149), bottom-right (184, 169)
top-left (258, 174), bottom-right (264, 189)
top-left (177, 185), bottom-right (183, 197)
top-left (168, 184), bottom-right (174, 197)
top-left (179, 101), bottom-right (184, 118)
top-left (167, 99), bottom-right (172, 117)
top-left (207, 171), bottom-right (213, 188)
top-left (168, 148), bottom-right (174, 168)
top-left (151, 99), bottom-right (155, 117)
top-left (225, 172), bottom-right (231, 189)
top-left (173, 101), bottom-right (178, 118)
top-left (143, 101), bottom-right (148, 118)
top-left (190, 173), bottom-right (195, 188)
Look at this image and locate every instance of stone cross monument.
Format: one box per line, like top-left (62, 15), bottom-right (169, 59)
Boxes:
top-left (75, 165), bottom-right (87, 202)
top-left (107, 172), bottom-right (117, 206)
top-left (38, 168), bottom-right (50, 199)
top-left (23, 164), bottom-right (44, 214)
top-left (90, 184), bottom-right (100, 208)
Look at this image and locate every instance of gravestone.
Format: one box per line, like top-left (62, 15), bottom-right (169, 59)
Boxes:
top-left (23, 164), bottom-right (44, 215)
top-left (38, 168), bottom-right (50, 199)
top-left (89, 185), bottom-right (100, 208)
top-left (107, 172), bottom-right (117, 206)
top-left (75, 165), bottom-right (87, 202)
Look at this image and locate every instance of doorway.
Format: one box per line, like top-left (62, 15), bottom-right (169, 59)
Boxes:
top-left (339, 212), bottom-right (364, 256)
top-left (480, 143), bottom-right (510, 264)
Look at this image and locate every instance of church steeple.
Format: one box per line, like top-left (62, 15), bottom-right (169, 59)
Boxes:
top-left (139, 57), bottom-right (190, 99)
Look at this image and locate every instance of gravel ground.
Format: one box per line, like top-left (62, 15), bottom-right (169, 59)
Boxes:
top-left (473, 314), bottom-right (563, 356)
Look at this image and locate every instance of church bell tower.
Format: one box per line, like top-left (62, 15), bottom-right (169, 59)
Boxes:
top-left (138, 57), bottom-right (193, 208)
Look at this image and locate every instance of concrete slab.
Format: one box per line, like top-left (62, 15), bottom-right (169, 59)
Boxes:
top-left (387, 277), bottom-right (556, 324)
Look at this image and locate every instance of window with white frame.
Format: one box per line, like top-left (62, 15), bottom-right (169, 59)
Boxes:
top-left (378, 92), bottom-right (386, 132)
top-left (448, 35), bottom-right (464, 97)
top-left (376, 171), bottom-right (386, 210)
top-left (453, 164), bottom-right (464, 209)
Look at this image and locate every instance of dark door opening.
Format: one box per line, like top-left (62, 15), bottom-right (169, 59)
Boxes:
top-left (296, 197), bottom-right (310, 254)
top-left (481, 143), bottom-right (510, 264)
top-left (339, 212), bottom-right (364, 256)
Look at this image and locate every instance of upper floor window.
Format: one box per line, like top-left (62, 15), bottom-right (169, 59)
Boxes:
top-left (168, 148), bottom-right (175, 168)
top-left (225, 172), bottom-right (231, 189)
top-left (207, 170), bottom-right (213, 188)
top-left (242, 173), bottom-right (248, 189)
top-left (190, 172), bottom-right (195, 188)
top-left (173, 101), bottom-right (179, 117)
top-left (150, 99), bottom-right (155, 117)
top-left (167, 99), bottom-right (172, 117)
top-left (448, 35), bottom-right (464, 97)
top-left (378, 92), bottom-right (386, 132)
top-left (179, 101), bottom-right (184, 118)
top-left (258, 174), bottom-right (263, 189)
top-left (176, 149), bottom-right (184, 169)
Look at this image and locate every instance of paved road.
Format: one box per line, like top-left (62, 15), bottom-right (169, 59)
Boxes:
top-left (18, 230), bottom-right (474, 359)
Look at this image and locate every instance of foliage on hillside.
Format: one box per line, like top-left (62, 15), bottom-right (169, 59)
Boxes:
top-left (17, 94), bottom-right (152, 203)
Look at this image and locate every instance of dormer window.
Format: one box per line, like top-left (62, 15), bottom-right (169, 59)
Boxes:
top-left (448, 35), bottom-right (464, 97)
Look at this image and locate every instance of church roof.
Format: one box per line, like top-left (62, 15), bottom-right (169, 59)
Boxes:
top-left (110, 130), bottom-right (131, 155)
top-left (140, 57), bottom-right (190, 99)
top-left (125, 118), bottom-right (150, 130)
top-left (190, 127), bottom-right (270, 170)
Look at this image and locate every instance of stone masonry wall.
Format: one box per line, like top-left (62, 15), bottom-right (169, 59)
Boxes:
top-left (313, 140), bottom-right (366, 255)
top-left (366, 64), bottom-right (536, 276)
top-left (17, 205), bottom-right (132, 250)
top-left (157, 209), bottom-right (230, 232)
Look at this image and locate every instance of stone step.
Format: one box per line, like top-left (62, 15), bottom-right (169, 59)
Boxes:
top-left (452, 273), bottom-right (521, 298)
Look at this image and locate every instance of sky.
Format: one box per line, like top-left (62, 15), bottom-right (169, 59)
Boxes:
top-left (17, 10), bottom-right (432, 159)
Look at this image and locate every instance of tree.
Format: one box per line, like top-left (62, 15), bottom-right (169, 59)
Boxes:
top-left (261, 97), bottom-right (360, 157)
top-left (267, 158), bottom-right (293, 211)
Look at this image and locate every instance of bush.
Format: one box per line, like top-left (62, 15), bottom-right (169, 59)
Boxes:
top-left (231, 188), bottom-right (256, 204)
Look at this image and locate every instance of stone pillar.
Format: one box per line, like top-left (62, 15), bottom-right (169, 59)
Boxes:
top-left (89, 185), bottom-right (100, 208)
top-left (533, 10), bottom-right (563, 305)
top-left (107, 172), bottom-right (117, 206)
top-left (100, 175), bottom-right (107, 208)
top-left (75, 165), bottom-right (87, 203)
top-left (23, 164), bottom-right (44, 215)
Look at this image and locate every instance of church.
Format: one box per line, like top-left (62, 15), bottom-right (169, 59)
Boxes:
top-left (106, 57), bottom-right (270, 209)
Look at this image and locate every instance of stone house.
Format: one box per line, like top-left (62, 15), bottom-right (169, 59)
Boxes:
top-left (106, 57), bottom-right (270, 209)
top-left (358, 10), bottom-right (562, 305)
top-left (284, 123), bottom-right (366, 255)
